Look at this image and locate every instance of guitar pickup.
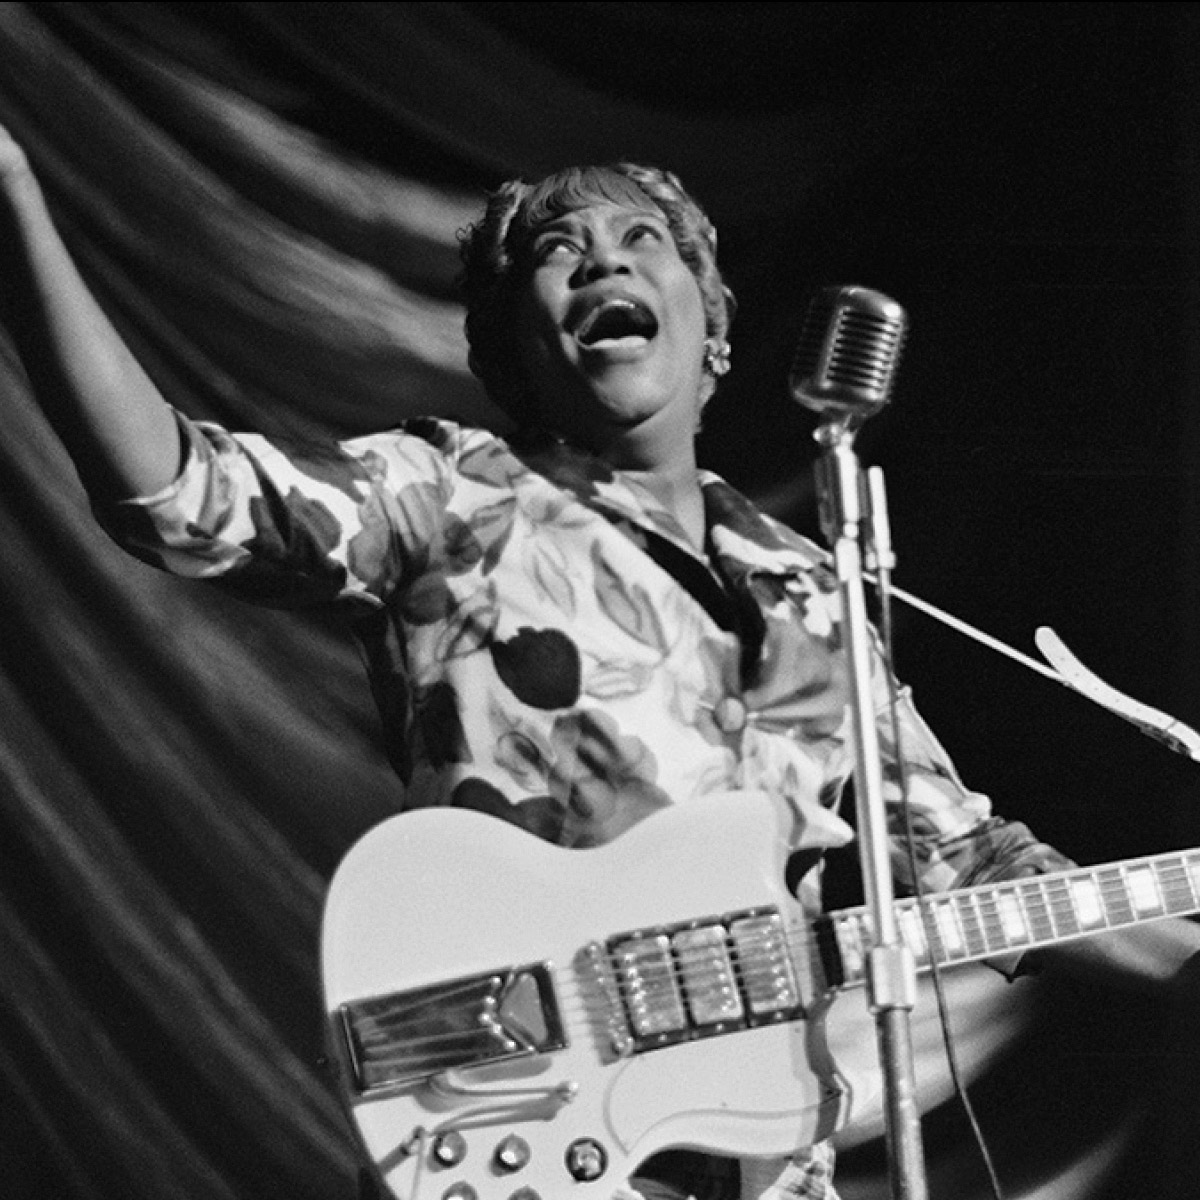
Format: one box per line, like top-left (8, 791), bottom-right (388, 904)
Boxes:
top-left (335, 962), bottom-right (567, 1095)
top-left (603, 908), bottom-right (804, 1054)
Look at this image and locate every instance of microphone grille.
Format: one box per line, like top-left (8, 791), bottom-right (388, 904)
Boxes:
top-left (790, 286), bottom-right (908, 420)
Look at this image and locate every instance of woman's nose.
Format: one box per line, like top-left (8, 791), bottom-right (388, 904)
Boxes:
top-left (578, 238), bottom-right (630, 282)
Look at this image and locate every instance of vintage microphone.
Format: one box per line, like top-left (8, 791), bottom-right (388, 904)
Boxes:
top-left (792, 285), bottom-right (906, 647)
top-left (790, 286), bottom-right (928, 1200)
top-left (790, 285), bottom-right (907, 428)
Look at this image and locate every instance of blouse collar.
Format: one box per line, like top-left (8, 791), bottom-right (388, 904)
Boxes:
top-left (512, 429), bottom-right (829, 582)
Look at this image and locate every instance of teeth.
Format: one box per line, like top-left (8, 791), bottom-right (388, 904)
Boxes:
top-left (576, 299), bottom-right (655, 344)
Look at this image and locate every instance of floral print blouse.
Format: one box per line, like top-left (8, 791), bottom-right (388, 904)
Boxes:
top-left (103, 413), bottom-right (1071, 903)
top-left (100, 412), bottom-right (1079, 1200)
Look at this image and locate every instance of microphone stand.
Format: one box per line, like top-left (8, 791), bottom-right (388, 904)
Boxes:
top-left (813, 418), bottom-right (928, 1200)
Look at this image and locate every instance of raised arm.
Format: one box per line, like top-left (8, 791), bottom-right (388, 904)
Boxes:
top-left (0, 122), bottom-right (183, 499)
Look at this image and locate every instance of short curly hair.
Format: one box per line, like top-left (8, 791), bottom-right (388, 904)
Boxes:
top-left (459, 163), bottom-right (736, 424)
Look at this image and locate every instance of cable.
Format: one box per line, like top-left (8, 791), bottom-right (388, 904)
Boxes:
top-left (875, 579), bottom-right (1006, 1200)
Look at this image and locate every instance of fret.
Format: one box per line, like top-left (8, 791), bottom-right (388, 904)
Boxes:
top-left (982, 890), bottom-right (1018, 951)
top-left (1041, 874), bottom-right (1064, 939)
top-left (974, 889), bottom-right (1006, 954)
top-left (1123, 863), bottom-right (1164, 918)
top-left (1034, 877), bottom-right (1068, 939)
top-left (897, 904), bottom-right (930, 967)
top-left (1099, 866), bottom-right (1135, 926)
top-left (931, 896), bottom-right (966, 961)
top-left (972, 890), bottom-right (1006, 955)
top-left (1064, 874), bottom-right (1104, 931)
top-left (961, 891), bottom-right (989, 958)
top-left (996, 888), bottom-right (1030, 947)
top-left (833, 914), bottom-right (866, 986)
top-left (1022, 876), bottom-right (1057, 943)
top-left (1160, 857), bottom-right (1197, 915)
top-left (1188, 855), bottom-right (1200, 905)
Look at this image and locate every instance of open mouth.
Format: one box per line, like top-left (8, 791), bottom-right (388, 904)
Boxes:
top-left (574, 298), bottom-right (658, 346)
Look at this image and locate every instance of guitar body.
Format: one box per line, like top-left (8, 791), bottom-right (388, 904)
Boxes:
top-left (321, 792), bottom-right (1019, 1199)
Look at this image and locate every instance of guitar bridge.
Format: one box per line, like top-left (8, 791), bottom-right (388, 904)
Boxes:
top-left (335, 963), bottom-right (566, 1095)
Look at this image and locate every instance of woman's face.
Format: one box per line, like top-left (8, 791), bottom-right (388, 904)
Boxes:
top-left (513, 201), bottom-right (708, 464)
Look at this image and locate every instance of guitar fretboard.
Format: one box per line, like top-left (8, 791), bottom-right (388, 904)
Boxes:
top-left (820, 847), bottom-right (1200, 986)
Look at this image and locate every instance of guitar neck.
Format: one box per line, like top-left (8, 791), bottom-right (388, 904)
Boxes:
top-left (818, 846), bottom-right (1200, 986)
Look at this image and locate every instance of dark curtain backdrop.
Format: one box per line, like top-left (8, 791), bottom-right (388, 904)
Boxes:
top-left (3, 3), bottom-right (1200, 1198)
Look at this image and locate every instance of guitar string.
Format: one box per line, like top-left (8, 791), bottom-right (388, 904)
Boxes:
top-left (568, 864), bottom-right (1200, 1004)
top-left (359, 862), bottom-right (1199, 1036)
top-left (348, 857), bottom-right (1200, 1019)
top-left (345, 876), bottom-right (1200, 1072)
top-left (558, 859), bottom-right (1197, 1003)
top-left (612, 861), bottom-right (1200, 976)
top-left (812, 863), bottom-right (1200, 965)
top-left (345, 863), bottom-right (1200, 1069)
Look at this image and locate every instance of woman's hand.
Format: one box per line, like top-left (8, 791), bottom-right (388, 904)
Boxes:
top-left (0, 116), bottom-right (184, 497)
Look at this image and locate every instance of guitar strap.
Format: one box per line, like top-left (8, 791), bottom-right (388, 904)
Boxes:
top-left (636, 525), bottom-right (768, 683)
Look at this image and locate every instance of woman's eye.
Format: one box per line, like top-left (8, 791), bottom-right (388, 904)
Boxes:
top-left (625, 223), bottom-right (662, 246)
top-left (533, 237), bottom-right (581, 264)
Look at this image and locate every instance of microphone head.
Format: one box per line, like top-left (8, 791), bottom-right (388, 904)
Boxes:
top-left (789, 285), bottom-right (908, 424)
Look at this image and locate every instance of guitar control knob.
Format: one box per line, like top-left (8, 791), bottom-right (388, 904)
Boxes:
top-left (565, 1137), bottom-right (608, 1182)
top-left (440, 1185), bottom-right (477, 1200)
top-left (493, 1134), bottom-right (531, 1172)
top-left (432, 1131), bottom-right (468, 1167)
top-left (506, 1190), bottom-right (542, 1200)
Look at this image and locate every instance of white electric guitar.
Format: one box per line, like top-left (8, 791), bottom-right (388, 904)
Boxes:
top-left (321, 790), bottom-right (1200, 1200)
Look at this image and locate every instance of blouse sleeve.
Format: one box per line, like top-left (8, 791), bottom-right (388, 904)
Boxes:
top-left (95, 409), bottom-right (461, 611)
top-left (869, 640), bottom-right (1076, 896)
